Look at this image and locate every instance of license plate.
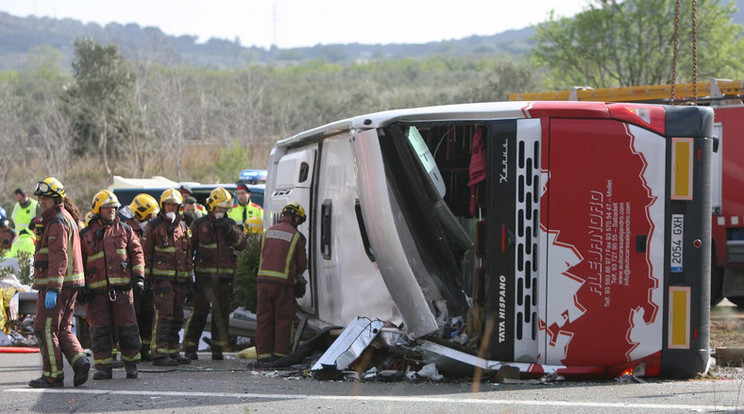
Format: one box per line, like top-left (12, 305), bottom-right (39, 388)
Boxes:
top-left (670, 214), bottom-right (684, 272)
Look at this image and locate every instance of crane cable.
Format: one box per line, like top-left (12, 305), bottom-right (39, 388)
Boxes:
top-left (671, 0), bottom-right (680, 103)
top-left (671, 0), bottom-right (698, 105)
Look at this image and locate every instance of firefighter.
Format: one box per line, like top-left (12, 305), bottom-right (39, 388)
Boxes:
top-left (29, 177), bottom-right (90, 388)
top-left (254, 202), bottom-right (307, 366)
top-left (227, 181), bottom-right (263, 228)
top-left (119, 193), bottom-right (159, 361)
top-left (79, 190), bottom-right (145, 380)
top-left (0, 206), bottom-right (17, 254)
top-left (182, 197), bottom-right (202, 226)
top-left (183, 188), bottom-right (246, 360)
top-left (143, 188), bottom-right (193, 366)
top-left (178, 185), bottom-right (206, 217)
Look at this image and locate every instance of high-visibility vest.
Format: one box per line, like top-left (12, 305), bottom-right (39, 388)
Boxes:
top-left (228, 201), bottom-right (263, 225)
top-left (11, 199), bottom-right (40, 231)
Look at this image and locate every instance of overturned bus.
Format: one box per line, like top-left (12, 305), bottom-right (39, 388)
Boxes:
top-left (265, 101), bottom-right (714, 378)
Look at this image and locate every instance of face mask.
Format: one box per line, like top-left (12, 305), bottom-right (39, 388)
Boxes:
top-left (165, 212), bottom-right (176, 222)
top-left (214, 212), bottom-right (225, 219)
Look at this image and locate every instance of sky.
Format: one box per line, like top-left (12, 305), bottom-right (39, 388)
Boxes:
top-left (0, 0), bottom-right (588, 49)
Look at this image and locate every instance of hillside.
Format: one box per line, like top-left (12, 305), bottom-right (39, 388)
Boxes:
top-left (0, 10), bottom-right (536, 70)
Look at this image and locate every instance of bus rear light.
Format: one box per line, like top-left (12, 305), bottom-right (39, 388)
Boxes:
top-left (608, 103), bottom-right (666, 135)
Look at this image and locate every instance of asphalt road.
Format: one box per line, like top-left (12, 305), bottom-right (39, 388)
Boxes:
top-left (1, 351), bottom-right (743, 414)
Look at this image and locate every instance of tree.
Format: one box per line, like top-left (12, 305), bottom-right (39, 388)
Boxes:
top-left (0, 84), bottom-right (24, 198)
top-left (531, 0), bottom-right (744, 88)
top-left (66, 38), bottom-right (135, 175)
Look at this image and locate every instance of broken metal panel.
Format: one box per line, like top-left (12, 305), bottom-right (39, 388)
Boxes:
top-left (351, 129), bottom-right (439, 339)
top-left (313, 133), bottom-right (401, 328)
top-left (419, 339), bottom-right (567, 376)
top-left (311, 317), bottom-right (386, 372)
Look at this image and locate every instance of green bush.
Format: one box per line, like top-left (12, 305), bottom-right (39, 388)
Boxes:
top-left (233, 235), bottom-right (261, 312)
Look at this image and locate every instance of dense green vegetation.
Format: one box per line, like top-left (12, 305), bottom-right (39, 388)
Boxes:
top-left (0, 0), bottom-right (742, 213)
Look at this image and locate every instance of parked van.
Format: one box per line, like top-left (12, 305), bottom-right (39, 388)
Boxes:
top-left (266, 101), bottom-right (713, 378)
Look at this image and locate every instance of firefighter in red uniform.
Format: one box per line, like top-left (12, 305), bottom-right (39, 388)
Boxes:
top-left (80, 190), bottom-right (145, 380)
top-left (183, 188), bottom-right (246, 360)
top-left (143, 189), bottom-right (193, 366)
top-left (254, 202), bottom-right (307, 366)
top-left (29, 177), bottom-right (90, 388)
top-left (119, 193), bottom-right (160, 361)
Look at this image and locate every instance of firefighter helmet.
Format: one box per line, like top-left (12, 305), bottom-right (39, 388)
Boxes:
top-left (281, 202), bottom-right (306, 225)
top-left (159, 188), bottom-right (183, 208)
top-left (129, 193), bottom-right (160, 221)
top-left (34, 177), bottom-right (66, 198)
top-left (244, 216), bottom-right (263, 234)
top-left (91, 190), bottom-right (121, 215)
top-left (206, 187), bottom-right (232, 211)
top-left (83, 211), bottom-right (95, 227)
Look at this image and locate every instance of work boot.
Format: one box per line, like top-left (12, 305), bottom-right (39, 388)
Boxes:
top-left (125, 362), bottom-right (138, 379)
top-left (248, 358), bottom-right (274, 370)
top-left (184, 350), bottom-right (198, 361)
top-left (140, 347), bottom-right (152, 362)
top-left (169, 352), bottom-right (191, 365)
top-left (111, 353), bottom-right (123, 369)
top-left (211, 347), bottom-right (223, 361)
top-left (28, 376), bottom-right (64, 388)
top-left (73, 357), bottom-right (90, 387)
top-left (93, 366), bottom-right (113, 380)
top-left (152, 356), bottom-right (178, 366)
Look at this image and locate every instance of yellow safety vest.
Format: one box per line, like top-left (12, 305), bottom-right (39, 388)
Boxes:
top-left (11, 199), bottom-right (39, 232)
top-left (228, 202), bottom-right (263, 225)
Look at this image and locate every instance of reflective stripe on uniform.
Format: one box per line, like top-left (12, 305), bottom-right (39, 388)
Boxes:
top-left (152, 269), bottom-right (176, 277)
top-left (87, 252), bottom-right (104, 263)
top-left (155, 246), bottom-right (176, 253)
top-left (257, 231), bottom-right (300, 281)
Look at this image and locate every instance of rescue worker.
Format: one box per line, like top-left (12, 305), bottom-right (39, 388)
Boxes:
top-left (183, 188), bottom-right (246, 360)
top-left (11, 188), bottom-right (41, 232)
top-left (182, 197), bottom-right (202, 226)
top-left (79, 190), bottom-right (145, 380)
top-left (254, 202), bottom-right (307, 366)
top-left (3, 225), bottom-right (36, 258)
top-left (143, 188), bottom-right (192, 366)
top-left (227, 181), bottom-right (263, 228)
top-left (178, 185), bottom-right (206, 217)
top-left (120, 193), bottom-right (159, 361)
top-left (0, 206), bottom-right (17, 254)
top-left (29, 177), bottom-right (90, 388)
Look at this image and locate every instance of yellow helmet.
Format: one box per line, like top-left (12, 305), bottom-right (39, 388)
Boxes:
top-left (206, 187), bottom-right (232, 211)
top-left (83, 211), bottom-right (96, 227)
top-left (34, 177), bottom-right (66, 198)
top-left (281, 202), bottom-right (306, 224)
top-left (129, 193), bottom-right (160, 221)
top-left (159, 188), bottom-right (183, 208)
top-left (244, 216), bottom-right (263, 234)
top-left (91, 190), bottom-right (121, 215)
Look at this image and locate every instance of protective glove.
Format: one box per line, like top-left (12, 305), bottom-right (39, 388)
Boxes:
top-left (133, 276), bottom-right (145, 294)
top-left (44, 290), bottom-right (58, 309)
top-left (76, 287), bottom-right (92, 304)
top-left (214, 217), bottom-right (231, 231)
top-left (293, 275), bottom-right (307, 299)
